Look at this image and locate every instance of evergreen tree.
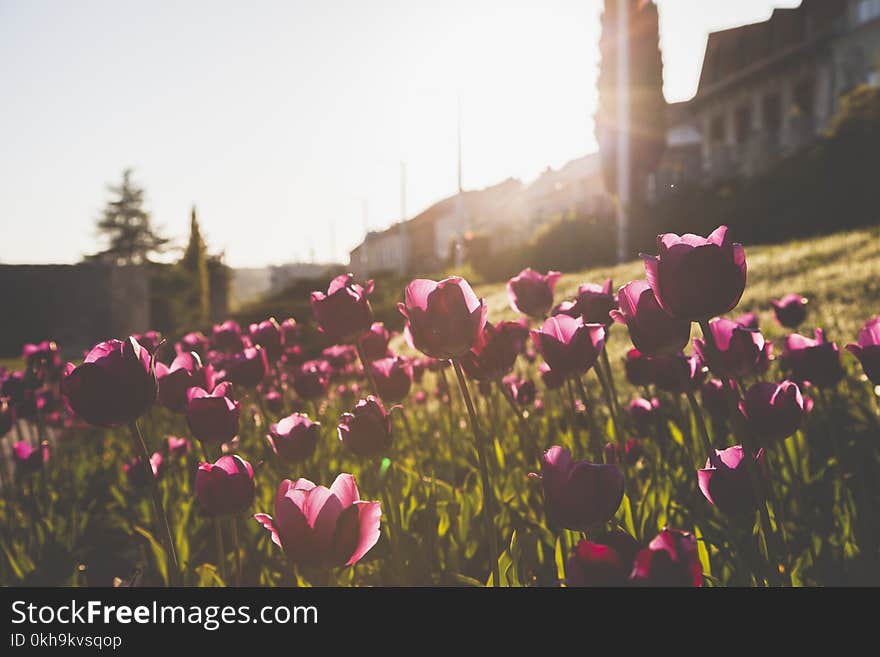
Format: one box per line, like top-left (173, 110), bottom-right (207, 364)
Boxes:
top-left (181, 206), bottom-right (211, 324)
top-left (92, 169), bottom-right (169, 264)
top-left (596, 0), bottom-right (666, 198)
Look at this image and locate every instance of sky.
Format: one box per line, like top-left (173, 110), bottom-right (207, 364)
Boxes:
top-left (0, 0), bottom-right (801, 268)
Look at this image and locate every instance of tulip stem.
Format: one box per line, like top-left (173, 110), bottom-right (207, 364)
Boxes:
top-left (129, 420), bottom-right (179, 586)
top-left (594, 363), bottom-right (623, 447)
top-left (379, 465), bottom-right (402, 585)
top-left (574, 376), bottom-right (603, 460)
top-left (355, 343), bottom-right (379, 398)
top-left (600, 349), bottom-right (621, 425)
top-left (685, 389), bottom-right (715, 463)
top-left (496, 380), bottom-right (538, 462)
top-left (214, 519), bottom-right (228, 584)
top-left (230, 516), bottom-right (242, 587)
top-left (565, 379), bottom-right (582, 452)
top-left (451, 359), bottom-right (500, 588)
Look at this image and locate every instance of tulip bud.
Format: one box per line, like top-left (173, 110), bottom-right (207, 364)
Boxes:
top-left (338, 397), bottom-right (393, 459)
top-left (186, 382), bottom-right (240, 444)
top-left (195, 455), bottom-right (255, 516)
top-left (268, 413), bottom-right (320, 463)
top-left (507, 268), bottom-right (562, 319)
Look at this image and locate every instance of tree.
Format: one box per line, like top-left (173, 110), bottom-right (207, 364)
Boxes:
top-left (595, 0), bottom-right (666, 199)
top-left (91, 169), bottom-right (169, 264)
top-left (181, 206), bottom-right (211, 324)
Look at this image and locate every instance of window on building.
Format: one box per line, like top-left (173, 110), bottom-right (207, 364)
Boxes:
top-left (856, 0), bottom-right (880, 25)
top-left (793, 78), bottom-right (815, 117)
top-left (763, 93), bottom-right (782, 134)
top-left (710, 115), bottom-right (726, 143)
top-left (735, 106), bottom-right (752, 144)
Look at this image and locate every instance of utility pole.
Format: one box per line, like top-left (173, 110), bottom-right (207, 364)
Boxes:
top-left (398, 160), bottom-right (408, 275)
top-left (616, 0), bottom-right (631, 263)
top-left (454, 93), bottom-right (466, 266)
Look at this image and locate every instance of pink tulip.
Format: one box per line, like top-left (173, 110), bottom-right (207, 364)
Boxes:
top-left (370, 356), bottom-right (413, 404)
top-left (630, 528), bottom-right (702, 587)
top-left (156, 351), bottom-right (214, 413)
top-left (692, 317), bottom-right (767, 378)
top-left (567, 531), bottom-right (639, 587)
top-left (359, 322), bottom-right (391, 361)
top-left (225, 346), bottom-right (269, 388)
top-left (782, 329), bottom-right (844, 387)
top-left (338, 397), bottom-right (393, 459)
top-left (698, 446), bottom-right (764, 516)
top-left (507, 268), bottom-right (562, 318)
top-left (739, 381), bottom-right (812, 444)
top-left (292, 360), bottom-right (331, 400)
top-left (460, 321), bottom-right (523, 382)
top-left (268, 413), bottom-right (320, 464)
top-left (212, 320), bottom-right (244, 353)
top-left (311, 274), bottom-right (374, 343)
top-left (12, 440), bottom-right (48, 474)
top-left (254, 474), bottom-right (381, 568)
top-left (196, 455), bottom-right (255, 516)
top-left (846, 316), bottom-right (880, 384)
top-left (611, 280), bottom-right (690, 355)
top-left (771, 294), bottom-right (808, 329)
top-left (530, 315), bottom-right (605, 381)
top-left (186, 382), bottom-right (240, 444)
top-left (249, 317), bottom-right (285, 361)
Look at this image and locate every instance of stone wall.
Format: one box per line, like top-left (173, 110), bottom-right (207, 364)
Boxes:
top-left (0, 263), bottom-right (150, 358)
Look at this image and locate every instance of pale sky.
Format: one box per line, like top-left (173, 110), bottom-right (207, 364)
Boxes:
top-left (0, 0), bottom-right (800, 267)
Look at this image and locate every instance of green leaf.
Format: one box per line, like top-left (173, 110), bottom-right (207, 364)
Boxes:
top-left (194, 563), bottom-right (224, 587)
top-left (555, 536), bottom-right (566, 586)
top-left (133, 525), bottom-right (169, 585)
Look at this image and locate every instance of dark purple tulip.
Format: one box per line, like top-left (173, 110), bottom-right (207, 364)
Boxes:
top-left (846, 317), bottom-right (880, 384)
top-left (627, 397), bottom-right (660, 434)
top-left (651, 353), bottom-right (705, 394)
top-left (771, 294), bottom-right (808, 329)
top-left (12, 441), bottom-right (48, 474)
top-left (692, 317), bottom-right (766, 378)
top-left (611, 280), bottom-right (690, 356)
top-left (573, 279), bottom-right (618, 326)
top-left (134, 330), bottom-right (163, 354)
top-left (0, 398), bottom-right (14, 438)
top-left (293, 360), bottom-right (331, 400)
top-left (630, 529), bottom-right (702, 587)
top-left (698, 446), bottom-right (764, 516)
top-left (399, 277), bottom-right (487, 360)
top-left (507, 268), bottom-right (562, 319)
top-left (643, 225), bottom-right (747, 321)
top-left (61, 338), bottom-right (156, 428)
top-left (225, 346), bottom-right (269, 388)
top-left (359, 322), bottom-right (391, 361)
top-left (739, 381), bottom-right (812, 444)
top-left (311, 274), bottom-right (374, 343)
top-left (321, 345), bottom-right (356, 372)
top-left (782, 329), bottom-right (845, 386)
top-left (213, 320), bottom-right (244, 352)
top-left (249, 317), bottom-right (284, 361)
top-left (700, 378), bottom-right (733, 420)
top-left (186, 382), bottom-right (240, 444)
top-left (539, 363), bottom-right (565, 390)
top-left (566, 530), bottom-right (639, 587)
top-left (263, 389), bottom-right (284, 414)
top-left (177, 331), bottom-right (210, 359)
top-left (623, 349), bottom-right (656, 387)
top-left (124, 452), bottom-right (163, 488)
top-left (735, 312), bottom-right (759, 330)
top-left (370, 356), bottom-right (413, 404)
top-left (268, 413), bottom-right (320, 463)
top-left (166, 435), bottom-right (191, 457)
top-left (156, 351), bottom-right (214, 413)
top-left (531, 315), bottom-right (605, 381)
top-left (535, 446), bottom-right (624, 531)
top-left (280, 318), bottom-right (302, 345)
top-left (504, 376), bottom-right (536, 406)
top-left (460, 321), bottom-right (522, 382)
top-left (337, 397), bottom-right (393, 459)
top-left (195, 455), bottom-right (255, 516)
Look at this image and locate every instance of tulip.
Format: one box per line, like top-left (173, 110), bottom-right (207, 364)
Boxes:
top-left (224, 347), bottom-right (269, 388)
top-left (249, 318), bottom-right (284, 361)
top-left (399, 277), bottom-right (487, 359)
top-left (735, 312), bottom-right (759, 330)
top-left (623, 349), bottom-right (656, 387)
top-left (846, 316), bottom-right (880, 384)
top-left (195, 455), bottom-right (255, 516)
top-left (253, 474), bottom-right (381, 568)
top-left (782, 329), bottom-right (844, 386)
top-left (61, 338), bottom-right (156, 428)
top-left (739, 381), bottom-right (812, 444)
top-left (311, 274), bottom-right (374, 343)
top-left (177, 331), bottom-right (209, 358)
top-left (771, 294), bottom-right (808, 329)
top-left (507, 268), bottom-right (561, 318)
top-left (167, 435), bottom-right (191, 457)
top-left (186, 382), bottom-right (240, 444)
top-left (460, 321), bottom-right (522, 382)
top-left (652, 353), bottom-right (706, 393)
top-left (627, 397), bottom-right (660, 434)
top-left (692, 317), bottom-right (766, 378)
top-left (531, 315), bottom-right (606, 381)
top-left (292, 360), bottom-right (331, 400)
top-left (338, 397), bottom-right (393, 459)
top-left (359, 322), bottom-right (391, 361)
top-left (12, 441), bottom-right (48, 474)
top-left (134, 330), bottom-right (163, 354)
top-left (268, 413), bottom-right (320, 463)
top-left (370, 357), bottom-right (413, 404)
top-left (698, 446), bottom-right (764, 516)
top-left (124, 452), bottom-right (163, 488)
top-left (566, 531), bottom-right (639, 587)
top-left (534, 446), bottom-right (623, 531)
top-left (280, 318), bottom-right (302, 344)
top-left (630, 528), bottom-right (702, 587)
top-left (156, 351), bottom-right (214, 413)
top-left (263, 389), bottom-right (284, 414)
top-left (22, 341), bottom-right (63, 381)
top-left (0, 398), bottom-right (14, 438)
top-left (213, 320), bottom-right (244, 352)
top-left (611, 280), bottom-right (690, 355)
top-left (505, 376), bottom-right (537, 406)
top-left (322, 345), bottom-right (356, 371)
top-left (573, 279), bottom-right (618, 326)
top-left (643, 225), bottom-right (747, 320)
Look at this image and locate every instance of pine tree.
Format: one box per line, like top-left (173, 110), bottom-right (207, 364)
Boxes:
top-left (92, 169), bottom-right (169, 264)
top-left (596, 0), bottom-right (666, 198)
top-left (181, 206), bottom-right (211, 323)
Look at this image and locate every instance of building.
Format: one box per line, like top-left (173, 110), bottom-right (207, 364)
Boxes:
top-left (653, 0), bottom-right (880, 195)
